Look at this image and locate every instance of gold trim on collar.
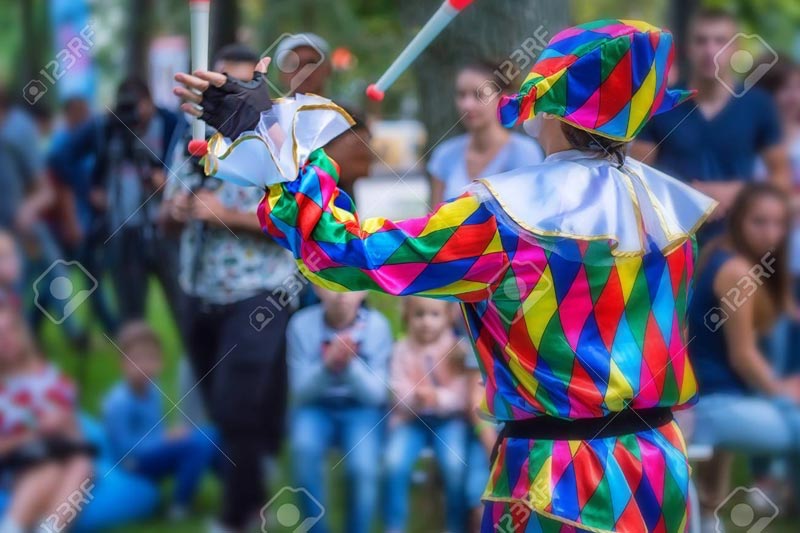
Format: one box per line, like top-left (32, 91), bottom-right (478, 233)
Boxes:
top-left (203, 101), bottom-right (355, 182)
top-left (481, 494), bottom-right (645, 533)
top-left (476, 165), bottom-right (717, 258)
top-left (621, 165), bottom-right (718, 245)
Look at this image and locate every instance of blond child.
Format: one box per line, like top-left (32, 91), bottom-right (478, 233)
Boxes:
top-left (384, 297), bottom-right (467, 533)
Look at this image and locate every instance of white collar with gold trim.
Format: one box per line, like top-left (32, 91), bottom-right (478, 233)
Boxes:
top-left (467, 149), bottom-right (717, 257)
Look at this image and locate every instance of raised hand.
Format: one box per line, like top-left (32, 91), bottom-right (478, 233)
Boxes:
top-left (173, 58), bottom-right (273, 139)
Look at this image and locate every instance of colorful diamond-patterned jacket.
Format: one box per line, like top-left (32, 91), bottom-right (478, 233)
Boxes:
top-left (203, 98), bottom-right (716, 533)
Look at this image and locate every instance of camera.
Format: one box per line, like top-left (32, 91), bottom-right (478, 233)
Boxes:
top-left (114, 92), bottom-right (142, 130)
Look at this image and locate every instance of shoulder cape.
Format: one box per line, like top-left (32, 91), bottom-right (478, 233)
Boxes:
top-left (468, 149), bottom-right (717, 257)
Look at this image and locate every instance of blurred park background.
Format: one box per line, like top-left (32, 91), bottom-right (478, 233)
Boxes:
top-left (0, 1), bottom-right (799, 533)
top-left (3, 0), bottom-right (800, 141)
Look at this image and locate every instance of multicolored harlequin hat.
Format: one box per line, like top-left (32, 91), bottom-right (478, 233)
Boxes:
top-left (498, 19), bottom-right (694, 142)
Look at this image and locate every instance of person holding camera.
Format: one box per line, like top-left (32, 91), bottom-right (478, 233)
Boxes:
top-left (96, 78), bottom-right (181, 321)
top-left (162, 44), bottom-right (296, 533)
top-left (55, 78), bottom-right (181, 322)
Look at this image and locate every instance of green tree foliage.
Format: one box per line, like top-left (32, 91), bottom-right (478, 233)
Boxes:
top-left (242, 0), bottom-right (407, 104)
top-left (3, 0), bottom-right (797, 111)
top-left (401, 0), bottom-right (569, 144)
top-left (571, 0), bottom-right (669, 26)
top-left (703, 0), bottom-right (800, 56)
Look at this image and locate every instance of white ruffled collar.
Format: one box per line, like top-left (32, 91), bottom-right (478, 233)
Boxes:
top-left (470, 150), bottom-right (717, 257)
top-left (204, 94), bottom-right (354, 188)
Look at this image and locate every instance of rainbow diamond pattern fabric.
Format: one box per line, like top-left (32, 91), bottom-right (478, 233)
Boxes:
top-left (482, 420), bottom-right (689, 533)
top-left (498, 19), bottom-right (694, 141)
top-left (258, 149), bottom-right (699, 533)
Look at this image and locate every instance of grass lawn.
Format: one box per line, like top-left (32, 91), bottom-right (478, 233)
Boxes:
top-left (36, 282), bottom-right (795, 532)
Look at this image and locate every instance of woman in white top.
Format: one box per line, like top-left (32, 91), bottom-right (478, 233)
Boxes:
top-left (428, 61), bottom-right (544, 205)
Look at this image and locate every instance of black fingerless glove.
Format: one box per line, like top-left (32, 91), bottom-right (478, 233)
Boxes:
top-left (200, 71), bottom-right (273, 139)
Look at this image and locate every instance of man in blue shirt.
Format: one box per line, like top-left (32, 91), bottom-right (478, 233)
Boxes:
top-left (631, 8), bottom-right (790, 237)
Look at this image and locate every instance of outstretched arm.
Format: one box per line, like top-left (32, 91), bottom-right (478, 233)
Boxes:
top-left (173, 64), bottom-right (511, 299)
top-left (260, 149), bottom-right (511, 301)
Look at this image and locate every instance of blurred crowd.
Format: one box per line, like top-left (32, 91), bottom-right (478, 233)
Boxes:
top-left (0, 6), bottom-right (799, 533)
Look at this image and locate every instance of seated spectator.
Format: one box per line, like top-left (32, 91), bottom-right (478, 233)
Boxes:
top-left (102, 321), bottom-right (216, 520)
top-left (384, 297), bottom-right (468, 533)
top-left (759, 58), bottom-right (800, 373)
top-left (687, 183), bottom-right (799, 525)
top-left (286, 287), bottom-right (392, 533)
top-left (0, 306), bottom-right (93, 533)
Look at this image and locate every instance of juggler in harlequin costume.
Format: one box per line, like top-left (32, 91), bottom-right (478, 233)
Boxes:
top-left (176, 19), bottom-right (717, 533)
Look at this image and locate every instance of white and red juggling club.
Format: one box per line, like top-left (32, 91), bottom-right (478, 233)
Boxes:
top-left (189, 0), bottom-right (210, 145)
top-left (366, 0), bottom-right (475, 101)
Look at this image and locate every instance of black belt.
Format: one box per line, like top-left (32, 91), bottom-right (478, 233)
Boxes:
top-left (0, 438), bottom-right (98, 474)
top-left (491, 407), bottom-right (673, 463)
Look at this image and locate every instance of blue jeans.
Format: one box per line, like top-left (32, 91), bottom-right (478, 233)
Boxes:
top-left (466, 433), bottom-right (490, 509)
top-left (764, 278), bottom-right (800, 376)
top-left (693, 393), bottom-right (800, 492)
top-left (755, 313), bottom-right (800, 480)
top-left (290, 405), bottom-right (384, 533)
top-left (693, 393), bottom-right (800, 452)
top-left (384, 416), bottom-right (467, 532)
top-left (129, 428), bottom-right (218, 507)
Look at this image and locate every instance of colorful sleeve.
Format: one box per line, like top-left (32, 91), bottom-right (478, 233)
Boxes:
top-left (258, 149), bottom-right (511, 301)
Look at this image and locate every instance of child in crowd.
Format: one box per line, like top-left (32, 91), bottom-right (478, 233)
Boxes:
top-left (285, 287), bottom-right (393, 533)
top-left (384, 297), bottom-right (468, 533)
top-left (0, 306), bottom-right (94, 533)
top-left (102, 321), bottom-right (216, 520)
top-left (0, 231), bottom-right (22, 309)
